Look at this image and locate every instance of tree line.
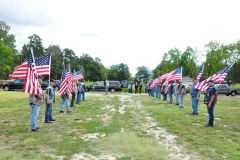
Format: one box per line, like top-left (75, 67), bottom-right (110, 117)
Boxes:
top-left (1, 21), bottom-right (240, 83)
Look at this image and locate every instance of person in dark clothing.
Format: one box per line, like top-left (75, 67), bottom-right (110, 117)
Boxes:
top-left (204, 80), bottom-right (217, 127)
top-left (135, 82), bottom-right (138, 94)
top-left (139, 82), bottom-right (142, 94)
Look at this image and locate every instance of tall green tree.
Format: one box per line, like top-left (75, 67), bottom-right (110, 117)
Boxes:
top-left (45, 45), bottom-right (64, 79)
top-left (135, 66), bottom-right (151, 83)
top-left (0, 40), bottom-right (14, 79)
top-left (0, 21), bottom-right (16, 79)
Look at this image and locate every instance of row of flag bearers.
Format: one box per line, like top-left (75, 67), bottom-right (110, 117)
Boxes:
top-left (147, 64), bottom-right (232, 127)
top-left (8, 48), bottom-right (233, 131)
top-left (8, 49), bottom-right (85, 131)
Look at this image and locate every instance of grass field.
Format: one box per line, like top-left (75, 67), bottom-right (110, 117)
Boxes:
top-left (0, 90), bottom-right (239, 160)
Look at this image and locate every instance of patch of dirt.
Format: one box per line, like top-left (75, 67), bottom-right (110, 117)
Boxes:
top-left (76, 92), bottom-right (202, 159)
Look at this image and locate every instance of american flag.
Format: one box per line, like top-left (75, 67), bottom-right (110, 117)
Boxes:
top-left (22, 49), bottom-right (42, 96)
top-left (8, 54), bottom-right (51, 78)
top-left (150, 75), bottom-right (161, 88)
top-left (159, 70), bottom-right (175, 81)
top-left (195, 65), bottom-right (232, 91)
top-left (75, 70), bottom-right (83, 81)
top-left (59, 65), bottom-right (67, 96)
top-left (168, 67), bottom-right (182, 82)
top-left (196, 65), bottom-right (204, 80)
top-left (164, 67), bottom-right (182, 93)
top-left (66, 65), bottom-right (74, 93)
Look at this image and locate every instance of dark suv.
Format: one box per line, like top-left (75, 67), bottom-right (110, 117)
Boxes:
top-left (86, 81), bottom-right (122, 93)
top-left (2, 79), bottom-right (25, 91)
top-left (41, 80), bottom-right (61, 91)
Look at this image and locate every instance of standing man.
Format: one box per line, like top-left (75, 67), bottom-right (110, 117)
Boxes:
top-left (79, 80), bottom-right (86, 101)
top-left (168, 81), bottom-right (174, 104)
top-left (139, 82), bottom-right (142, 94)
top-left (60, 81), bottom-right (71, 113)
top-left (71, 79), bottom-right (78, 107)
top-left (190, 78), bottom-right (200, 115)
top-left (44, 79), bottom-right (55, 123)
top-left (179, 80), bottom-right (186, 108)
top-left (204, 80), bottom-right (217, 127)
top-left (105, 79), bottom-right (109, 95)
top-left (76, 79), bottom-right (81, 105)
top-left (175, 80), bottom-right (180, 105)
top-left (155, 83), bottom-right (160, 99)
top-left (128, 81), bottom-right (132, 93)
top-left (29, 75), bottom-right (44, 131)
top-left (134, 82), bottom-right (138, 94)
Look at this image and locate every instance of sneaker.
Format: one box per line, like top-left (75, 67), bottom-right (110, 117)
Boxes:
top-left (31, 129), bottom-right (38, 131)
top-left (67, 111), bottom-right (72, 113)
top-left (36, 127), bottom-right (40, 129)
top-left (180, 106), bottom-right (184, 108)
top-left (176, 103), bottom-right (179, 105)
top-left (44, 121), bottom-right (52, 123)
top-left (49, 119), bottom-right (55, 121)
top-left (205, 124), bottom-right (213, 127)
top-left (193, 113), bottom-right (198, 115)
top-left (59, 111), bottom-right (64, 113)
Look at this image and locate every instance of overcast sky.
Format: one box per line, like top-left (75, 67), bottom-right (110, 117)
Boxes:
top-left (1, 0), bottom-right (240, 75)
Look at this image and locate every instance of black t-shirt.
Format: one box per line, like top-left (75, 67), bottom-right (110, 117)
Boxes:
top-left (209, 88), bottom-right (216, 96)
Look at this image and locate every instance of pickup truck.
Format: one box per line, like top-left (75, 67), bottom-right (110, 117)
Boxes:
top-left (215, 84), bottom-right (240, 96)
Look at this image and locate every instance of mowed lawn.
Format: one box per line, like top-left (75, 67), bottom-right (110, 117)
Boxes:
top-left (0, 89), bottom-right (240, 160)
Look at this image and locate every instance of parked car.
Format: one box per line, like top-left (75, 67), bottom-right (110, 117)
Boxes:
top-left (2, 78), bottom-right (25, 91)
top-left (215, 84), bottom-right (240, 96)
top-left (86, 81), bottom-right (122, 93)
top-left (41, 80), bottom-right (61, 91)
top-left (0, 80), bottom-right (4, 88)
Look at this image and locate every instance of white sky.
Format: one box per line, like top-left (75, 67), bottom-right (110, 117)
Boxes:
top-left (1, 0), bottom-right (240, 75)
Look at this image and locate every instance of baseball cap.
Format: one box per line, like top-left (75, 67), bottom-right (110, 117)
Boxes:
top-left (37, 75), bottom-right (44, 79)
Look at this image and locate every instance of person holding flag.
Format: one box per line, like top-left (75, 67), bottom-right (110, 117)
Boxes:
top-left (23, 48), bottom-right (44, 132)
top-left (190, 77), bottom-right (200, 115)
top-left (190, 66), bottom-right (204, 115)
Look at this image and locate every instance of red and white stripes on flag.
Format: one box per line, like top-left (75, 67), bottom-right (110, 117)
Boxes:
top-left (22, 49), bottom-right (42, 96)
top-left (150, 76), bottom-right (161, 88)
top-left (8, 54), bottom-right (51, 78)
top-left (163, 67), bottom-right (182, 94)
top-left (195, 65), bottom-right (232, 91)
top-left (196, 65), bottom-right (204, 80)
top-left (66, 65), bottom-right (74, 93)
top-left (72, 70), bottom-right (83, 81)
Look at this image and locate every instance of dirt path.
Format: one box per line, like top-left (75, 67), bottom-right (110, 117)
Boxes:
top-left (71, 92), bottom-right (201, 160)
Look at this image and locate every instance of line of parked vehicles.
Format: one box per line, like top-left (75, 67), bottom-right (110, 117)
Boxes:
top-left (1, 79), bottom-right (240, 96)
top-left (0, 79), bottom-right (123, 93)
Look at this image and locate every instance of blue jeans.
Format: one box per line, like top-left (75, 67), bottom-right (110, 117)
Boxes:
top-left (45, 103), bottom-right (53, 122)
top-left (80, 91), bottom-right (85, 101)
top-left (151, 89), bottom-right (154, 97)
top-left (105, 87), bottom-right (108, 95)
top-left (169, 93), bottom-right (173, 103)
top-left (175, 94), bottom-right (179, 104)
top-left (207, 103), bottom-right (215, 125)
top-left (156, 91), bottom-right (160, 98)
top-left (60, 97), bottom-right (70, 111)
top-left (180, 94), bottom-right (185, 107)
top-left (30, 104), bottom-right (40, 129)
top-left (76, 92), bottom-right (81, 104)
top-left (192, 96), bottom-right (199, 114)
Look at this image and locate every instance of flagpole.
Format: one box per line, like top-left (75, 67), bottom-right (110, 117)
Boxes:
top-left (49, 54), bottom-right (51, 86)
